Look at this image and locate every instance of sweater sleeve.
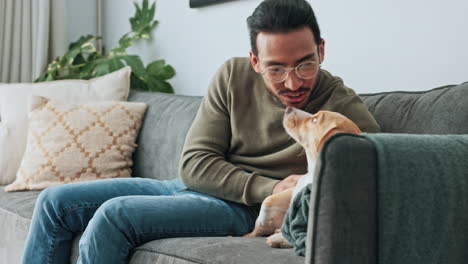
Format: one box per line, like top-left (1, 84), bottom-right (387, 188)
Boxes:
top-left (179, 60), bottom-right (278, 206)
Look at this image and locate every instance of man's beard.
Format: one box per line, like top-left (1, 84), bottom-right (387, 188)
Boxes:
top-left (264, 85), bottom-right (312, 108)
top-left (278, 87), bottom-right (311, 96)
top-left (278, 87), bottom-right (311, 107)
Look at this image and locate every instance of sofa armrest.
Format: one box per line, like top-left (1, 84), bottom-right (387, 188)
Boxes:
top-left (306, 133), bottom-right (468, 264)
top-left (305, 133), bottom-right (377, 264)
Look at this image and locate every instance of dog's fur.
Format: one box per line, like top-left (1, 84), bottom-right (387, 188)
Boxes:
top-left (244, 107), bottom-right (361, 248)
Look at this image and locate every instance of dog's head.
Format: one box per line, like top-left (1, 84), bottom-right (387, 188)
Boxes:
top-left (283, 107), bottom-right (362, 157)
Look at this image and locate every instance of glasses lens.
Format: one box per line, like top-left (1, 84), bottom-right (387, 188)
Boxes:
top-left (265, 67), bottom-right (287, 82)
top-left (262, 61), bottom-right (319, 82)
top-left (297, 62), bottom-right (318, 79)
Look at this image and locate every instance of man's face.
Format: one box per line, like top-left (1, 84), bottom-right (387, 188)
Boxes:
top-left (250, 27), bottom-right (325, 109)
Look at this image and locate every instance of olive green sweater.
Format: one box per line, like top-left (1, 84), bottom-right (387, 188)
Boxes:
top-left (179, 57), bottom-right (380, 205)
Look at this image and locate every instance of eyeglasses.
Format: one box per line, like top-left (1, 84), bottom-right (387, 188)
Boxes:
top-left (260, 61), bottom-right (320, 83)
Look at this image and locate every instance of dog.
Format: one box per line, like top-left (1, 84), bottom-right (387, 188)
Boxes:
top-left (244, 107), bottom-right (362, 248)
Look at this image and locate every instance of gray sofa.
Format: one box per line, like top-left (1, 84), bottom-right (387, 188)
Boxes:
top-left (1, 81), bottom-right (467, 264)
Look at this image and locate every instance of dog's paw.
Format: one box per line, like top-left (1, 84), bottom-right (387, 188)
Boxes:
top-left (266, 233), bottom-right (292, 248)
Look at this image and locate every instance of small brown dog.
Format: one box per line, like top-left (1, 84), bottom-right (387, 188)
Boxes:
top-left (244, 107), bottom-right (361, 248)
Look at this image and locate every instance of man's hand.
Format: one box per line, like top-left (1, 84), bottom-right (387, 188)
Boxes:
top-left (272, 174), bottom-right (304, 194)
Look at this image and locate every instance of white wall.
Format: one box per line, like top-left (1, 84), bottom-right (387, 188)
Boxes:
top-left (76, 0), bottom-right (468, 95)
top-left (313, 0), bottom-right (468, 93)
top-left (103, 0), bottom-right (261, 95)
top-left (66, 0), bottom-right (97, 44)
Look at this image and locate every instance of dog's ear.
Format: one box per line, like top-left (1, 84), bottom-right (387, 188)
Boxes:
top-left (316, 128), bottom-right (339, 152)
top-left (315, 115), bottom-right (362, 152)
top-left (339, 120), bottom-right (362, 134)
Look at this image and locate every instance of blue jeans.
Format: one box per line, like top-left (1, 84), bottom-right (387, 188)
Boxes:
top-left (22, 178), bottom-right (259, 264)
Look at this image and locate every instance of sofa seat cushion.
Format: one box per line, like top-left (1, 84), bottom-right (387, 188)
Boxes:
top-left (0, 186), bottom-right (38, 218)
top-left (0, 187), bottom-right (304, 264)
top-left (0, 186), bottom-right (38, 263)
top-left (130, 237), bottom-right (304, 264)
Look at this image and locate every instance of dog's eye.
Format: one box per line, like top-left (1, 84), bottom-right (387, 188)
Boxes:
top-left (312, 118), bottom-right (318, 123)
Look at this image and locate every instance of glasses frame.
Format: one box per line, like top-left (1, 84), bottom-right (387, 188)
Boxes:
top-left (260, 60), bottom-right (321, 83)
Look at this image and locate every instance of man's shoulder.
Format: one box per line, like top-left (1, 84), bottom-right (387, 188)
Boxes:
top-left (214, 57), bottom-right (260, 88)
top-left (208, 57), bottom-right (262, 98)
top-left (318, 69), bottom-right (357, 97)
top-left (318, 69), bottom-right (344, 87)
top-left (221, 57), bottom-right (253, 73)
top-left (225, 56), bottom-right (250, 65)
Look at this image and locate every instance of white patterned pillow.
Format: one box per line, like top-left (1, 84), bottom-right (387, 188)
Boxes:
top-left (4, 96), bottom-right (147, 192)
top-left (0, 67), bottom-right (131, 185)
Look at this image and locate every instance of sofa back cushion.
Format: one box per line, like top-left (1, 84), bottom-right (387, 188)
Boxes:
top-left (128, 90), bottom-right (202, 180)
top-left (360, 82), bottom-right (468, 134)
top-left (129, 81), bottom-right (468, 180)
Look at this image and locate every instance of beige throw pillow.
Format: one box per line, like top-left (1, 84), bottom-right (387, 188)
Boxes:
top-left (4, 96), bottom-right (147, 192)
top-left (0, 67), bottom-right (131, 185)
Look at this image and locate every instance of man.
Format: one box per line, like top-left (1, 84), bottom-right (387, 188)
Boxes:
top-left (180, 0), bottom-right (379, 205)
top-left (22, 0), bottom-right (379, 263)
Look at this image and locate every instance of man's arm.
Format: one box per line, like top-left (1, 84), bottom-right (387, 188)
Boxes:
top-left (179, 60), bottom-right (279, 206)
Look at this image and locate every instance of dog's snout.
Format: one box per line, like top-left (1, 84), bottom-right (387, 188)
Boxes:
top-left (285, 107), bottom-right (294, 114)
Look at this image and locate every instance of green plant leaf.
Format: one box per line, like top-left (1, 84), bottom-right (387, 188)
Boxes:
top-left (45, 72), bottom-right (55, 81)
top-left (116, 34), bottom-right (133, 51)
top-left (109, 58), bottom-right (126, 72)
top-left (146, 59), bottom-right (164, 71)
top-left (118, 55), bottom-right (145, 76)
top-left (65, 35), bottom-right (97, 63)
top-left (130, 0), bottom-right (156, 37)
top-left (147, 76), bottom-right (174, 93)
top-left (68, 35), bottom-right (95, 49)
top-left (93, 61), bottom-right (111, 77)
top-left (78, 63), bottom-right (96, 79)
top-left (73, 54), bottom-right (87, 65)
top-left (130, 72), bottom-right (147, 90)
top-left (147, 60), bottom-right (175, 80)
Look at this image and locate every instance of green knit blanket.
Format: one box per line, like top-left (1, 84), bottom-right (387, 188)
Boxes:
top-left (282, 133), bottom-right (468, 261)
top-left (281, 183), bottom-right (311, 256)
top-left (366, 133), bottom-right (468, 264)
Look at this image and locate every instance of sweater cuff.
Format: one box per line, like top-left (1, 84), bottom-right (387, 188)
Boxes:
top-left (249, 176), bottom-right (280, 204)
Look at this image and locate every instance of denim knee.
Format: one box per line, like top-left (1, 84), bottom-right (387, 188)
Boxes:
top-left (96, 196), bottom-right (129, 217)
top-left (35, 185), bottom-right (70, 214)
top-left (79, 197), bottom-right (135, 248)
top-left (84, 196), bottom-right (131, 231)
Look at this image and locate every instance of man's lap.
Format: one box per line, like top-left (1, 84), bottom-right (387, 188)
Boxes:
top-left (43, 177), bottom-right (259, 237)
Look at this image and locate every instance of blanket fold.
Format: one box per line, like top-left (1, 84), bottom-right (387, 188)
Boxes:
top-left (281, 183), bottom-right (311, 256)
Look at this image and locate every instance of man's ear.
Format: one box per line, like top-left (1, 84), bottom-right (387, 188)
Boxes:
top-left (249, 51), bottom-right (261, 73)
top-left (318, 39), bottom-right (325, 64)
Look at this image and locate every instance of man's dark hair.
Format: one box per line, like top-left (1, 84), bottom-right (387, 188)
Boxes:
top-left (246, 0), bottom-right (322, 56)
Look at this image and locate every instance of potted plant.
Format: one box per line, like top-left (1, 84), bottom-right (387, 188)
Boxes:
top-left (36, 0), bottom-right (175, 93)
